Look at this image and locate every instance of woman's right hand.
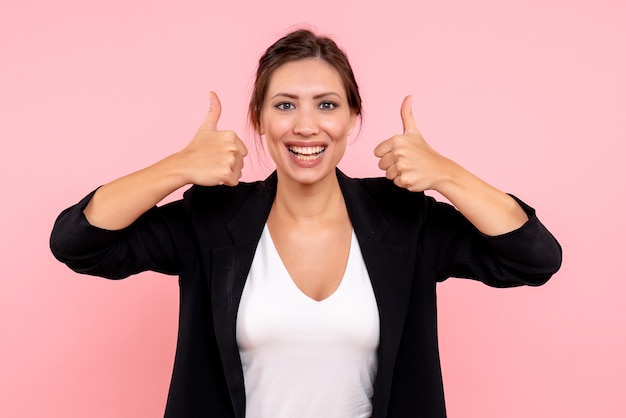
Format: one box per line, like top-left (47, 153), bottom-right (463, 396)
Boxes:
top-left (176, 91), bottom-right (248, 186)
top-left (83, 91), bottom-right (248, 230)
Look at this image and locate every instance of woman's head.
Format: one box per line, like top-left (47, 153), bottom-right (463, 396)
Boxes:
top-left (249, 29), bottom-right (362, 133)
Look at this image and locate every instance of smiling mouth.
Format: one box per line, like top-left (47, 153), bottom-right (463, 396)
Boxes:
top-left (288, 145), bottom-right (326, 161)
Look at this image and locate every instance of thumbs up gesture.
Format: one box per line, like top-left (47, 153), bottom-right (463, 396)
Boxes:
top-left (374, 95), bottom-right (451, 192)
top-left (178, 91), bottom-right (248, 186)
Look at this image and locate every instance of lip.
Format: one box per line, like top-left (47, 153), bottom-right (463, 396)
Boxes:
top-left (285, 140), bottom-right (328, 147)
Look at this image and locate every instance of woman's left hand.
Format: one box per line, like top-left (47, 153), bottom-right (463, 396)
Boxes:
top-left (374, 95), bottom-right (453, 193)
top-left (375, 95), bottom-right (529, 235)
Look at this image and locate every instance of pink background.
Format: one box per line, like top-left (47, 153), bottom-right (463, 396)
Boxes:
top-left (1, 0), bottom-right (625, 416)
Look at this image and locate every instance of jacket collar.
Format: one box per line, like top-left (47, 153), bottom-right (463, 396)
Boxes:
top-left (222, 169), bottom-right (391, 244)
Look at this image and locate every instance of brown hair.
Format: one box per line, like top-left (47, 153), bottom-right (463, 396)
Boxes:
top-left (248, 29), bottom-right (362, 133)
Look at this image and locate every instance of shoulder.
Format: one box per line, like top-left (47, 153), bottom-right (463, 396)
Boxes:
top-left (339, 171), bottom-right (433, 217)
top-left (184, 181), bottom-right (262, 205)
top-left (336, 171), bottom-right (449, 245)
top-left (183, 173), bottom-right (276, 211)
top-left (180, 174), bottom-right (277, 235)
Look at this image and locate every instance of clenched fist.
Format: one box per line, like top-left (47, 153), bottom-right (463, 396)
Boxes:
top-left (178, 91), bottom-right (248, 186)
top-left (374, 95), bottom-right (453, 193)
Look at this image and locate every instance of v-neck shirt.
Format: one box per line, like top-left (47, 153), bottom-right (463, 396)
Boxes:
top-left (236, 225), bottom-right (380, 417)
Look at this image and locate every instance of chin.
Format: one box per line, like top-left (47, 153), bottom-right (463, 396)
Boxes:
top-left (279, 165), bottom-right (338, 187)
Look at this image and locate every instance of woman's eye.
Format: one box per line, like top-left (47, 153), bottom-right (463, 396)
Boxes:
top-left (275, 102), bottom-right (295, 111)
top-left (319, 101), bottom-right (337, 110)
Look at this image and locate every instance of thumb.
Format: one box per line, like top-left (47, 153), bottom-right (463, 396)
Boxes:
top-left (401, 95), bottom-right (419, 135)
top-left (201, 91), bottom-right (222, 130)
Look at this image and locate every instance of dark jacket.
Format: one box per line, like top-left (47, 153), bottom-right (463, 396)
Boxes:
top-left (50, 170), bottom-right (562, 417)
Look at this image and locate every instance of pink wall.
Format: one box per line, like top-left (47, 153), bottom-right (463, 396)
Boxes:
top-left (2, 0), bottom-right (624, 416)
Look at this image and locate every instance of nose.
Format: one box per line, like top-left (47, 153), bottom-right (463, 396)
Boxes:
top-left (293, 108), bottom-right (320, 137)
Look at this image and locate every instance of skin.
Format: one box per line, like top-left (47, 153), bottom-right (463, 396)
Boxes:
top-left (260, 59), bottom-right (357, 301)
top-left (259, 59), bottom-right (356, 192)
top-left (83, 57), bottom-right (528, 301)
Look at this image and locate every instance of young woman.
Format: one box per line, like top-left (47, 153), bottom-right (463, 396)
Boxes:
top-left (51, 29), bottom-right (562, 418)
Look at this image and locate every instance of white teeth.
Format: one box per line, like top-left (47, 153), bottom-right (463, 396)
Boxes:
top-left (288, 145), bottom-right (325, 155)
top-left (288, 146), bottom-right (326, 160)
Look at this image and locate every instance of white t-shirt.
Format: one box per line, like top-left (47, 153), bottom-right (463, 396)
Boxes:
top-left (236, 226), bottom-right (380, 418)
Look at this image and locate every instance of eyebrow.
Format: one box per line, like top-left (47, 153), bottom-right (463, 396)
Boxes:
top-left (270, 92), bottom-right (342, 100)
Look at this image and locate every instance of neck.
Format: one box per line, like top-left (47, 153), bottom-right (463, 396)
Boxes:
top-left (272, 170), bottom-right (345, 221)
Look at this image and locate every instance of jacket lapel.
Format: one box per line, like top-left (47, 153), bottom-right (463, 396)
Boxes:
top-left (204, 174), bottom-right (277, 418)
top-left (338, 171), bottom-right (411, 417)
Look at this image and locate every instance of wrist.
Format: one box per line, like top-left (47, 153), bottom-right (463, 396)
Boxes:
top-left (157, 152), bottom-right (194, 189)
top-left (431, 157), bottom-right (463, 196)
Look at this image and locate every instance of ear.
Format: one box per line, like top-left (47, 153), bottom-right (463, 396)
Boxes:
top-left (257, 106), bottom-right (265, 136)
top-left (348, 111), bottom-right (359, 136)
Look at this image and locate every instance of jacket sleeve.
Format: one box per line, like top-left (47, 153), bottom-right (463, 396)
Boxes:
top-left (422, 195), bottom-right (562, 287)
top-left (50, 189), bottom-right (193, 279)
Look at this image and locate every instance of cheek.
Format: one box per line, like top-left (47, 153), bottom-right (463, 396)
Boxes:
top-left (261, 121), bottom-right (289, 160)
top-left (324, 118), bottom-right (353, 139)
top-left (262, 116), bottom-right (291, 140)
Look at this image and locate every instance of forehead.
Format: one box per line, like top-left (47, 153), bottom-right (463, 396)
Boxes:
top-left (266, 58), bottom-right (346, 96)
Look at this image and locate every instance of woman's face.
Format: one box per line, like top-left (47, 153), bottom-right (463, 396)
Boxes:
top-left (259, 58), bottom-right (357, 187)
